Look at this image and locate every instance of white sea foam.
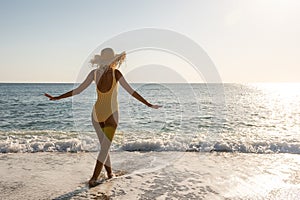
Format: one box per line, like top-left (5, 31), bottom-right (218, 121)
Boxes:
top-left (121, 139), bottom-right (300, 154)
top-left (1, 130), bottom-right (300, 154)
top-left (0, 130), bottom-right (99, 153)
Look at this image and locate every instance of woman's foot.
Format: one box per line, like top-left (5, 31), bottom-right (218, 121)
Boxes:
top-left (107, 173), bottom-right (115, 179)
top-left (88, 178), bottom-right (98, 187)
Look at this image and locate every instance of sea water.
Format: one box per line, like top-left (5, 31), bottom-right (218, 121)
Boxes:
top-left (0, 83), bottom-right (300, 154)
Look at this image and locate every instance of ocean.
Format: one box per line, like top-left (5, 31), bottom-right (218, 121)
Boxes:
top-left (1, 82), bottom-right (299, 154)
top-left (1, 82), bottom-right (300, 199)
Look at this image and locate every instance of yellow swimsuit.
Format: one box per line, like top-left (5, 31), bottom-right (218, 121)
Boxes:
top-left (92, 69), bottom-right (118, 123)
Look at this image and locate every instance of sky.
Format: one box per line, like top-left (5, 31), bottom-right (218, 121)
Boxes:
top-left (0, 0), bottom-right (299, 83)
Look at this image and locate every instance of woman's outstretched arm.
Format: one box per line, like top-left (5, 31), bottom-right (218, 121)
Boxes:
top-left (45, 70), bottom-right (95, 100)
top-left (115, 69), bottom-right (161, 109)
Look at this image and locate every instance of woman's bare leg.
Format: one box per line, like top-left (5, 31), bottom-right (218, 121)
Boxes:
top-left (89, 112), bottom-right (118, 186)
top-left (90, 160), bottom-right (104, 181)
top-left (104, 153), bottom-right (114, 178)
top-left (103, 112), bottom-right (118, 178)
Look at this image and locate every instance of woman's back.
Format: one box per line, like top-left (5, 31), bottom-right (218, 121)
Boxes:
top-left (94, 68), bottom-right (115, 93)
top-left (93, 68), bottom-right (118, 122)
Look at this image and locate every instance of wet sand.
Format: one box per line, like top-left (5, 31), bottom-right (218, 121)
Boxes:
top-left (1, 152), bottom-right (300, 199)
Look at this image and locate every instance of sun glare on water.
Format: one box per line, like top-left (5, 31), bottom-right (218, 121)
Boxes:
top-left (256, 83), bottom-right (300, 100)
top-left (252, 82), bottom-right (300, 117)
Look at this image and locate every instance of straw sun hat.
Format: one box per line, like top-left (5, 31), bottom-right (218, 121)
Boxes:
top-left (90, 48), bottom-right (125, 68)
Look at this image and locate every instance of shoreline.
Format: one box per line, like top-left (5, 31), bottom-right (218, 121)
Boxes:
top-left (1, 152), bottom-right (300, 199)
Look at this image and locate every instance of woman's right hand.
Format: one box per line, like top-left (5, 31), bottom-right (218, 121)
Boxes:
top-left (44, 93), bottom-right (60, 101)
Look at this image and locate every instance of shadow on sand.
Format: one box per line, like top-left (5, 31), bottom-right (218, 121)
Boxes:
top-left (52, 182), bottom-right (109, 200)
top-left (53, 170), bottom-right (127, 199)
top-left (53, 185), bottom-right (89, 199)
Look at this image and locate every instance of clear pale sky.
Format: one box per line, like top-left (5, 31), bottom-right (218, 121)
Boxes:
top-left (0, 0), bottom-right (299, 83)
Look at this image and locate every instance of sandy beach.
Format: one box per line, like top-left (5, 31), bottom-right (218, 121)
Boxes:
top-left (1, 152), bottom-right (300, 199)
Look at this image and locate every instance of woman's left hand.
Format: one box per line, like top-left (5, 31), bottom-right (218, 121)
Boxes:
top-left (150, 104), bottom-right (162, 109)
top-left (44, 93), bottom-right (60, 101)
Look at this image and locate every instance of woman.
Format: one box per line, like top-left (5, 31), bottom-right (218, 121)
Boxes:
top-left (45, 48), bottom-right (161, 187)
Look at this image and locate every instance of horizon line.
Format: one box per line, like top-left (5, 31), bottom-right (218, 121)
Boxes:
top-left (1, 81), bottom-right (300, 84)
